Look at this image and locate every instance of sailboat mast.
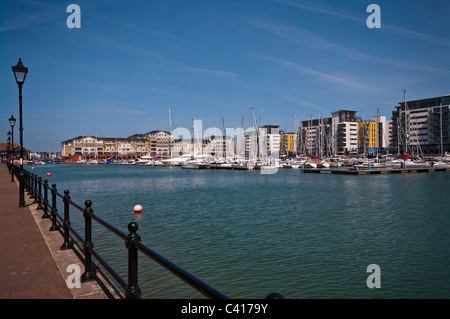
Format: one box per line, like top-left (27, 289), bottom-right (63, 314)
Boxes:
top-left (318, 110), bottom-right (322, 158)
top-left (440, 103), bottom-right (444, 159)
top-left (294, 112), bottom-right (298, 157)
top-left (363, 111), bottom-right (367, 157)
top-left (221, 110), bottom-right (226, 161)
top-left (169, 107), bottom-right (172, 158)
top-left (258, 113), bottom-right (262, 160)
top-left (304, 115), bottom-right (311, 156)
top-left (251, 107), bottom-right (260, 161)
top-left (192, 119), bottom-right (195, 156)
top-left (201, 119), bottom-right (204, 156)
top-left (376, 108), bottom-right (380, 161)
top-left (213, 121), bottom-right (216, 156)
top-left (260, 105), bottom-right (263, 128)
top-left (404, 90), bottom-right (408, 154)
top-left (397, 116), bottom-right (400, 155)
top-left (241, 115), bottom-right (245, 159)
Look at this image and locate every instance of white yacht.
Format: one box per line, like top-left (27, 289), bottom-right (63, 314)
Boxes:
top-left (329, 158), bottom-right (341, 168)
top-left (316, 160), bottom-right (330, 168)
top-left (403, 159), bottom-right (429, 169)
top-left (137, 154), bottom-right (153, 165)
top-left (180, 159), bottom-right (210, 169)
top-left (303, 162), bottom-right (317, 169)
top-left (162, 154), bottom-right (193, 166)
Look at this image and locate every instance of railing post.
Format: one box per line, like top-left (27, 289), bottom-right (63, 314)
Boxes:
top-left (81, 200), bottom-right (96, 282)
top-left (36, 177), bottom-right (43, 210)
top-left (41, 179), bottom-right (50, 219)
top-left (125, 222), bottom-right (141, 299)
top-left (49, 183), bottom-right (59, 231)
top-left (27, 171), bottom-right (31, 193)
top-left (60, 190), bottom-right (73, 250)
top-left (32, 174), bottom-right (38, 203)
top-left (10, 162), bottom-right (14, 182)
top-left (27, 173), bottom-right (33, 196)
top-left (29, 173), bottom-right (34, 198)
top-left (22, 168), bottom-right (26, 191)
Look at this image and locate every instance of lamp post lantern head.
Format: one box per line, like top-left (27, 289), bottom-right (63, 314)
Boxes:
top-left (9, 115), bottom-right (16, 128)
top-left (12, 58), bottom-right (28, 85)
top-left (8, 131), bottom-right (12, 140)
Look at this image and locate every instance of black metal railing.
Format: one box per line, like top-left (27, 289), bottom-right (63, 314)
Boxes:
top-left (9, 164), bottom-right (284, 300)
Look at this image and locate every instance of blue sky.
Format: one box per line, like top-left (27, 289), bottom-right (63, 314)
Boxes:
top-left (1, 0), bottom-right (449, 152)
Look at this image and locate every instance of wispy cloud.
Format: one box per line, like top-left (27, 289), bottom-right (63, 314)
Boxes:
top-left (125, 46), bottom-right (164, 59)
top-left (252, 54), bottom-right (381, 92)
top-left (174, 63), bottom-right (237, 80)
top-left (284, 94), bottom-right (332, 115)
top-left (247, 17), bottom-right (339, 52)
top-left (124, 23), bottom-right (198, 45)
top-left (246, 17), bottom-right (449, 74)
top-left (114, 43), bottom-right (235, 80)
top-left (274, 0), bottom-right (450, 48)
top-left (275, 0), bottom-right (363, 24)
top-left (141, 29), bottom-right (198, 45)
top-left (382, 24), bottom-right (450, 48)
top-left (0, 2), bottom-right (61, 32)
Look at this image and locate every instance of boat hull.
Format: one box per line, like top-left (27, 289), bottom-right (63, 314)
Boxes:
top-left (181, 163), bottom-right (210, 169)
top-left (163, 163), bottom-right (179, 167)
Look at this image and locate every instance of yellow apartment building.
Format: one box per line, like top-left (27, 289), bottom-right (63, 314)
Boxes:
top-left (358, 121), bottom-right (377, 152)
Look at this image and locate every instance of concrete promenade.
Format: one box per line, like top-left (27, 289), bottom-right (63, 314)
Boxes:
top-left (0, 163), bottom-right (120, 299)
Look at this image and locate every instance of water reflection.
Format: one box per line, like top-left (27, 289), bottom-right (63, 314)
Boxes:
top-left (28, 164), bottom-right (450, 298)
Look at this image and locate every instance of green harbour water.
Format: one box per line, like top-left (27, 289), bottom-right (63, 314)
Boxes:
top-left (29, 163), bottom-right (450, 299)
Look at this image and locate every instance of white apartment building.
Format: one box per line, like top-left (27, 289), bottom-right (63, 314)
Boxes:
top-left (300, 117), bottom-right (332, 157)
top-left (244, 125), bottom-right (280, 160)
top-left (331, 110), bottom-right (358, 155)
top-left (391, 94), bottom-right (450, 155)
top-left (61, 136), bottom-right (104, 159)
top-left (61, 131), bottom-right (172, 162)
top-left (370, 115), bottom-right (390, 149)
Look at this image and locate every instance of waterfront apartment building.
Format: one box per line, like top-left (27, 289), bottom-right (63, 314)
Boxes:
top-left (203, 135), bottom-right (236, 159)
top-left (260, 125), bottom-right (280, 158)
top-left (370, 115), bottom-right (391, 151)
top-left (171, 135), bottom-right (234, 159)
top-left (390, 93), bottom-right (450, 156)
top-left (299, 117), bottom-right (332, 157)
top-left (331, 110), bottom-right (359, 155)
top-left (61, 131), bottom-right (172, 162)
top-left (280, 132), bottom-right (296, 157)
top-left (145, 130), bottom-right (172, 157)
top-left (244, 125), bottom-right (280, 160)
top-left (298, 111), bottom-right (390, 157)
top-left (358, 121), bottom-right (377, 154)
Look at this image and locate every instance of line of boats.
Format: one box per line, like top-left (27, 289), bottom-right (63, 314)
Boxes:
top-left (303, 154), bottom-right (450, 170)
top-left (73, 152), bottom-right (450, 171)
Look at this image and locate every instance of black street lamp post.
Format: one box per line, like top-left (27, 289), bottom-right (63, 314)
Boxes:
top-left (12, 58), bottom-right (28, 207)
top-left (7, 133), bottom-right (11, 174)
top-left (9, 115), bottom-right (16, 182)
